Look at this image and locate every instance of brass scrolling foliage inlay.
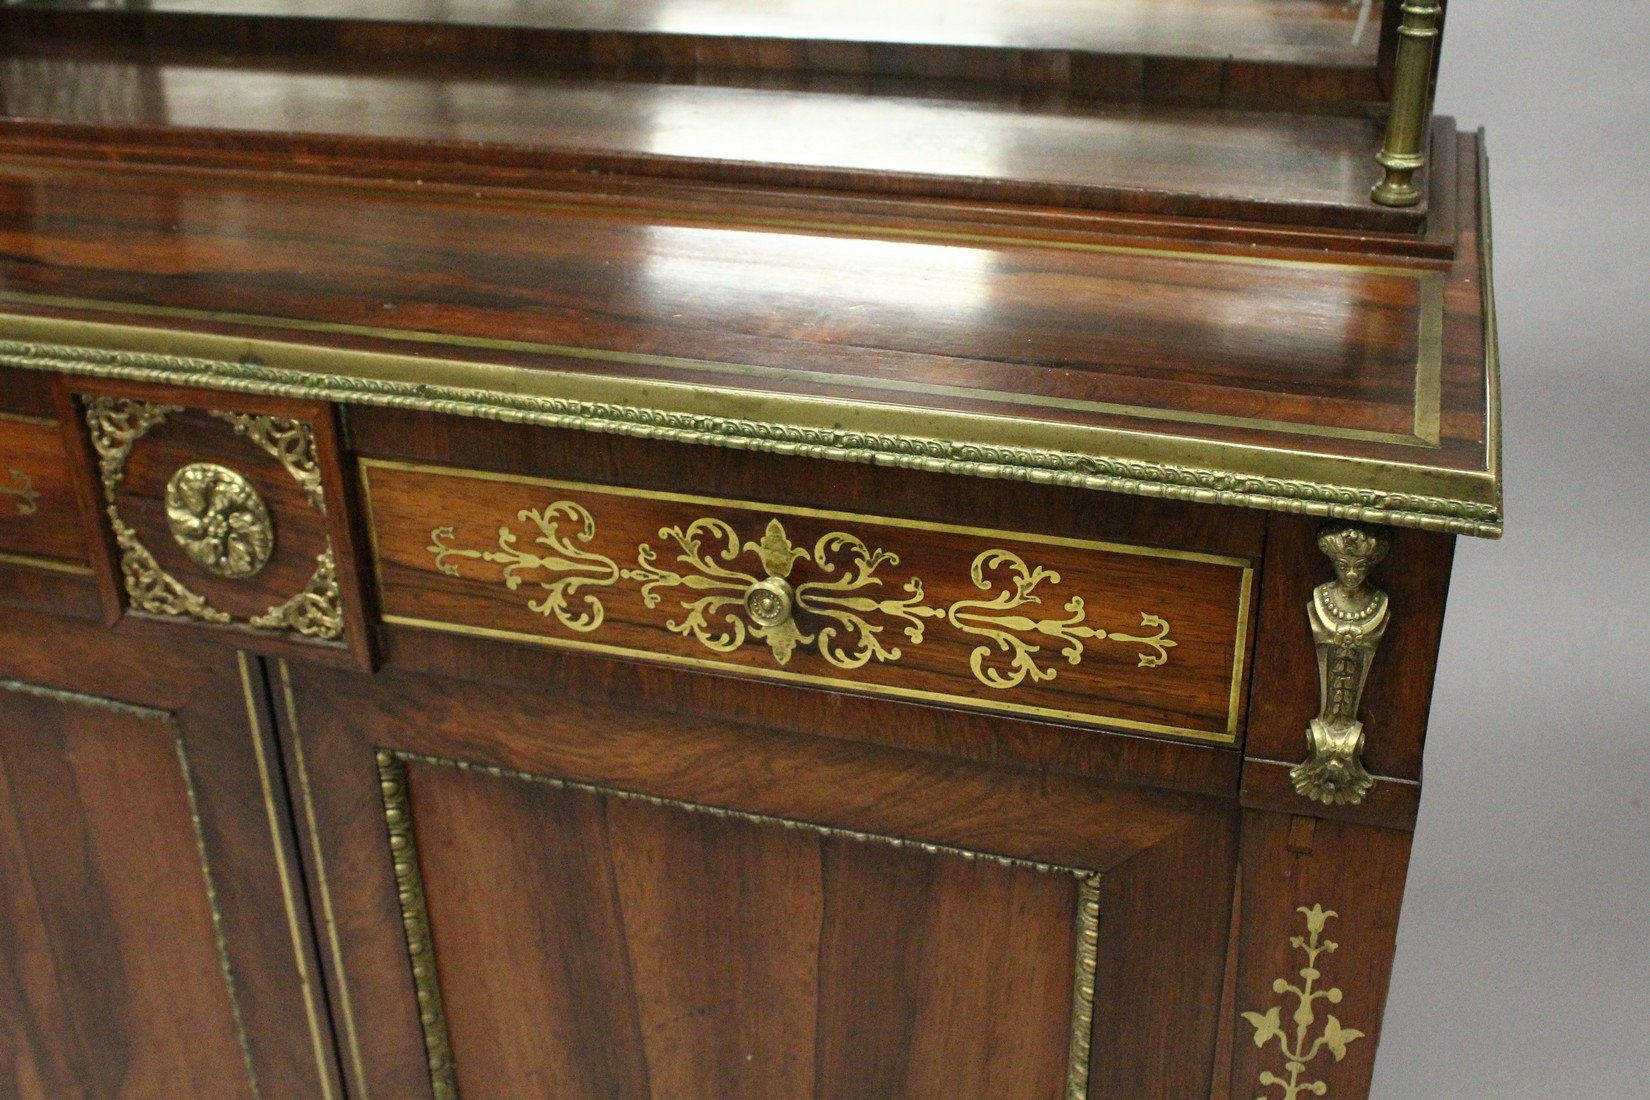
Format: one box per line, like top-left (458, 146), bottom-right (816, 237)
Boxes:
top-left (430, 501), bottom-right (619, 633)
top-left (428, 503), bottom-right (1178, 689)
top-left (1243, 905), bottom-right (1365, 1100)
top-left (3, 468), bottom-right (39, 515)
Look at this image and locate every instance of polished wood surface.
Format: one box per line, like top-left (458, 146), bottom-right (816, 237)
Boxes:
top-left (3, 0), bottom-right (1388, 64)
top-left (0, 611), bottom-right (346, 1100)
top-left (0, 411), bottom-right (86, 571)
top-left (276, 653), bottom-right (1239, 1099)
top-left (361, 457), bottom-right (1254, 742)
top-left (0, 140), bottom-right (1492, 503)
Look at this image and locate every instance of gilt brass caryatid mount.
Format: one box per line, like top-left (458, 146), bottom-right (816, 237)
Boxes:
top-left (1292, 524), bottom-right (1391, 806)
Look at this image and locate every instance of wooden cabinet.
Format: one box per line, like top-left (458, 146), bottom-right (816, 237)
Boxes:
top-left (0, 3), bottom-right (1498, 1098)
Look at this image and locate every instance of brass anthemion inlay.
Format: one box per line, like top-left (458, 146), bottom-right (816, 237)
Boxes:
top-left (166, 462), bottom-right (275, 578)
top-left (1292, 524), bottom-right (1391, 806)
top-left (82, 396), bottom-right (344, 639)
top-left (1242, 905), bottom-right (1365, 1099)
top-left (374, 747), bottom-right (1101, 1100)
top-left (430, 509), bottom-right (1177, 687)
top-left (3, 468), bottom-right (39, 515)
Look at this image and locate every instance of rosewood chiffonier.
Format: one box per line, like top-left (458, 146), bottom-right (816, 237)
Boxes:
top-left (0, 3), bottom-right (1498, 1099)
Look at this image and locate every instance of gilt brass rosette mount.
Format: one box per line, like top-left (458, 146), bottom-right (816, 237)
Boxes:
top-left (1291, 524), bottom-right (1391, 806)
top-left (165, 462), bottom-right (274, 578)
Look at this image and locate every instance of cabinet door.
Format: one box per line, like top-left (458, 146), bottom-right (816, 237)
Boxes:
top-left (277, 644), bottom-right (1240, 1100)
top-left (0, 607), bottom-right (343, 1100)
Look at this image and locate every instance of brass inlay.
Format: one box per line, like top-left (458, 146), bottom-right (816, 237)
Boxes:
top-left (1292, 524), bottom-right (1390, 806)
top-left (0, 676), bottom-right (263, 1099)
top-left (166, 462), bottom-right (276, 579)
top-left (1242, 905), bottom-right (1366, 1098)
top-left (237, 654), bottom-right (342, 1100)
top-left (1371, 2), bottom-right (1443, 208)
top-left (275, 660), bottom-right (369, 1098)
top-left (81, 396), bottom-right (345, 639)
top-left (1, 309), bottom-right (1502, 538)
top-left (948, 549), bottom-right (1175, 689)
top-left (375, 747), bottom-right (1102, 1100)
top-left (376, 751), bottom-right (458, 1100)
top-left (429, 501), bottom-right (619, 633)
top-left (0, 551), bottom-right (94, 576)
top-left (3, 468), bottom-right (39, 515)
top-left (433, 504), bottom-right (1179, 688)
top-left (371, 459), bottom-right (1252, 744)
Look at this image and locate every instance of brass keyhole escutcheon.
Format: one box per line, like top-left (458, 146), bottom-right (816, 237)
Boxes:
top-left (744, 576), bottom-right (795, 628)
top-left (165, 462), bottom-right (275, 578)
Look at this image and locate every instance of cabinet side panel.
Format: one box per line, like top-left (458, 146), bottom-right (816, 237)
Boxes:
top-left (0, 686), bottom-right (255, 1100)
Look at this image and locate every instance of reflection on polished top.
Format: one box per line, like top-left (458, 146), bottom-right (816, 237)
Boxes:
top-left (9, 0), bottom-right (1384, 63)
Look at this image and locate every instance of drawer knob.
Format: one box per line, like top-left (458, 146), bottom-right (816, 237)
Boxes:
top-left (744, 576), bottom-right (796, 629)
top-left (165, 462), bottom-right (275, 579)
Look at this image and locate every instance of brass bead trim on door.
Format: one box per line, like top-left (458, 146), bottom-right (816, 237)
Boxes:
top-left (81, 396), bottom-right (345, 639)
top-left (373, 747), bottom-right (1103, 1100)
top-left (1241, 905), bottom-right (1366, 1098)
top-left (0, 677), bottom-right (264, 1100)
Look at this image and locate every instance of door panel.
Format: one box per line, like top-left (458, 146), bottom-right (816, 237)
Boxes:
top-left (0, 608), bottom-right (344, 1100)
top-left (278, 649), bottom-right (1240, 1100)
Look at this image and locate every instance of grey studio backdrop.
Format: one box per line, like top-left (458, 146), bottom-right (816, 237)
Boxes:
top-left (1369, 3), bottom-right (1650, 1097)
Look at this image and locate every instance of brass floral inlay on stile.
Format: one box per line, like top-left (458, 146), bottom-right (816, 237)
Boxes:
top-left (3, 469), bottom-right (39, 515)
top-left (1242, 905), bottom-right (1365, 1100)
top-left (428, 504), bottom-right (1179, 690)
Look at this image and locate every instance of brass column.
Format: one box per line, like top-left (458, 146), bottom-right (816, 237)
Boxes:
top-left (1371, 1), bottom-right (1443, 207)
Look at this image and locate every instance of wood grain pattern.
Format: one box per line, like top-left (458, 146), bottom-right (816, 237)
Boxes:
top-left (276, 648), bottom-right (1238, 1100)
top-left (59, 379), bottom-right (376, 668)
top-left (1223, 811), bottom-right (1412, 1100)
top-left (362, 458), bottom-right (1255, 743)
top-left (0, 412), bottom-right (88, 571)
top-left (0, 608), bottom-right (350, 1099)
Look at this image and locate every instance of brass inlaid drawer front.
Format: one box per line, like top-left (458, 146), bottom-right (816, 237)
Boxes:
top-left (0, 411), bottom-right (92, 575)
top-left (67, 386), bottom-right (372, 667)
top-left (363, 460), bottom-right (1255, 743)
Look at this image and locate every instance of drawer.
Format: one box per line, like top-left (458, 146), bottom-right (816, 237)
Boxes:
top-left (361, 459), bottom-right (1256, 744)
top-left (62, 381), bottom-right (373, 668)
top-left (0, 411), bottom-right (91, 575)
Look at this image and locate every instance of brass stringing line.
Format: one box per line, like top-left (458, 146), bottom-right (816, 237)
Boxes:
top-left (3, 339), bottom-right (1503, 537)
top-left (277, 660), bottom-right (369, 1099)
top-left (0, 287), bottom-right (1437, 448)
top-left (3, 468), bottom-right (39, 514)
top-left (172, 727), bottom-right (264, 1100)
top-left (390, 748), bottom-right (1102, 1099)
top-left (238, 654), bottom-right (340, 1100)
top-left (375, 751), bottom-right (457, 1100)
top-left (1066, 874), bottom-right (1101, 1100)
top-left (0, 677), bottom-right (261, 1099)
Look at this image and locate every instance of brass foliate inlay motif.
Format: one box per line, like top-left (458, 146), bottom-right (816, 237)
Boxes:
top-left (1243, 905), bottom-right (1365, 1099)
top-left (3, 468), bottom-right (39, 515)
top-left (1292, 524), bottom-right (1390, 806)
top-left (430, 505), bottom-right (1178, 689)
top-left (166, 462), bottom-right (275, 578)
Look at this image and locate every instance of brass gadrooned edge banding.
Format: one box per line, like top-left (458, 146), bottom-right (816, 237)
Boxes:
top-left (377, 747), bottom-right (1103, 1100)
top-left (1, 332), bottom-right (1502, 538)
top-left (376, 750), bottom-right (458, 1100)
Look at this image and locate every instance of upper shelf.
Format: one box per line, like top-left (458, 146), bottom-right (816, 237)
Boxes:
top-left (0, 0), bottom-right (1439, 237)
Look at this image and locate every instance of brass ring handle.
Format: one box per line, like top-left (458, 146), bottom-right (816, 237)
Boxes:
top-left (744, 576), bottom-right (796, 629)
